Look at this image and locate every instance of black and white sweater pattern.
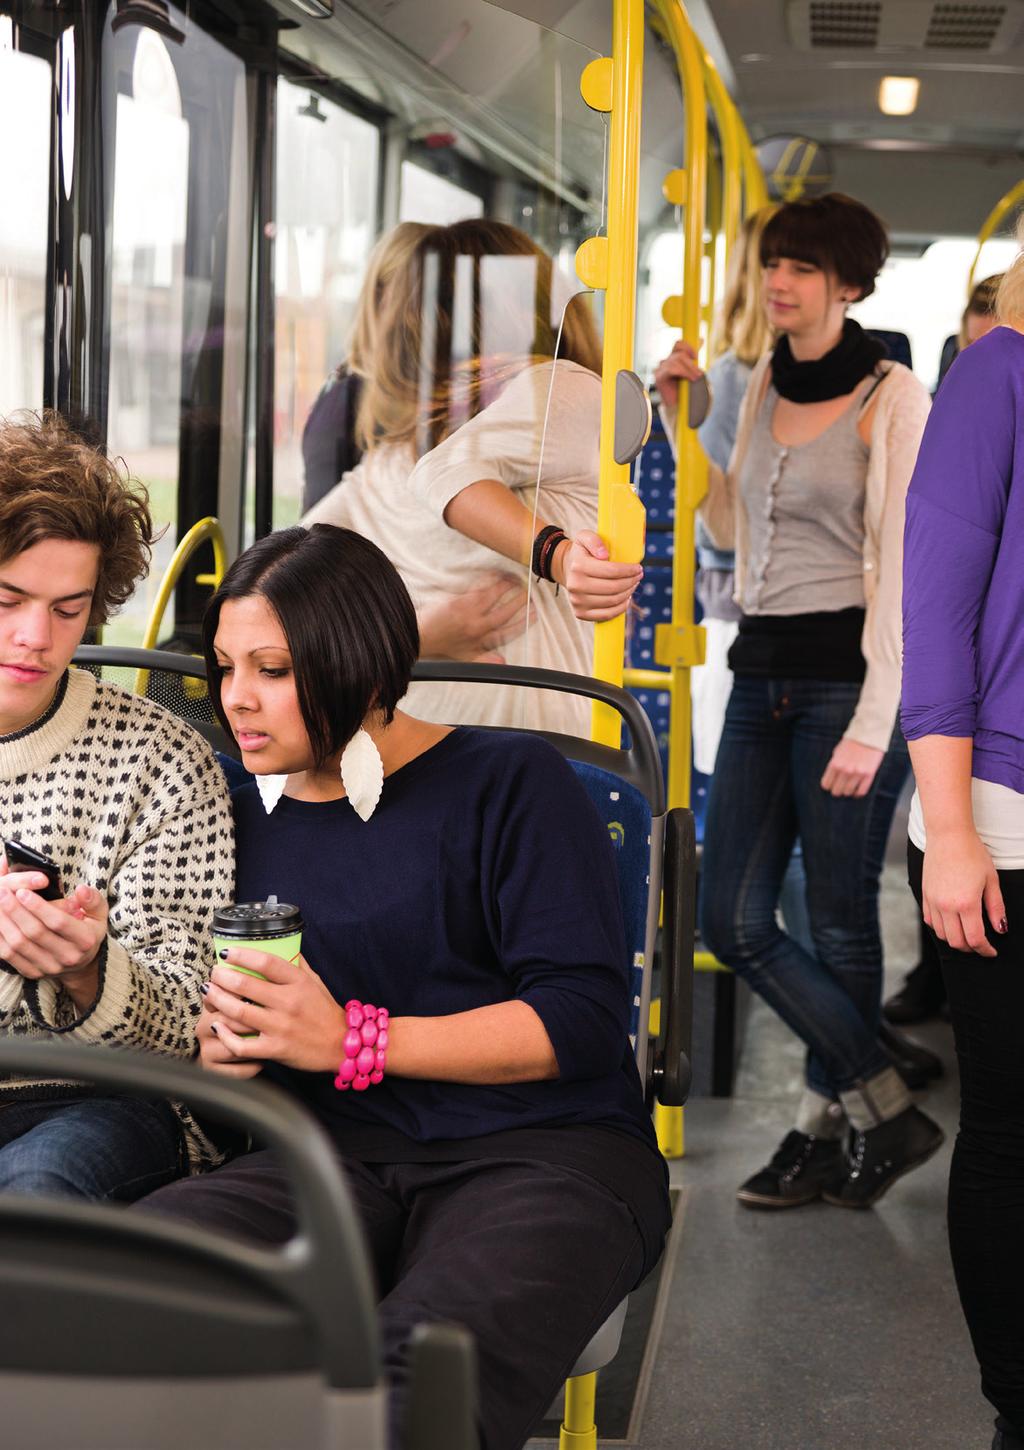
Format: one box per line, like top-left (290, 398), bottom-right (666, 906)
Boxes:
top-left (0, 668), bottom-right (235, 1168)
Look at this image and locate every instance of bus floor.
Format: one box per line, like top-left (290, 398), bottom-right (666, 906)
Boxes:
top-left (534, 849), bottom-right (990, 1449)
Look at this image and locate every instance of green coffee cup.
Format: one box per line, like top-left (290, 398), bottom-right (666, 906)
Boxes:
top-left (212, 896), bottom-right (304, 979)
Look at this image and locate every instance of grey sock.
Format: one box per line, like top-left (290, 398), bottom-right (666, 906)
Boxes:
top-left (840, 1067), bottom-right (911, 1131)
top-left (795, 1089), bottom-right (846, 1139)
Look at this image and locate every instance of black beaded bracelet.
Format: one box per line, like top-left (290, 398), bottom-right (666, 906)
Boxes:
top-left (531, 524), bottom-right (568, 582)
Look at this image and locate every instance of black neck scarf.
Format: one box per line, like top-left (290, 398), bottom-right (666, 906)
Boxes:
top-left (770, 318), bottom-right (887, 403)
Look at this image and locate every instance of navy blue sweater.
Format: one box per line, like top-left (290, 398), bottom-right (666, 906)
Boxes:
top-left (232, 728), bottom-right (659, 1156)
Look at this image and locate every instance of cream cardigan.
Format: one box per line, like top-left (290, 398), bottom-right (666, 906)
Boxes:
top-left (698, 356), bottom-right (931, 751)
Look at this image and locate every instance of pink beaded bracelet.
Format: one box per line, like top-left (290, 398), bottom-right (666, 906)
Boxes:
top-left (334, 1000), bottom-right (389, 1092)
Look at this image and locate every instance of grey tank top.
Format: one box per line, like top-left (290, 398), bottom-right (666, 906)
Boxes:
top-left (739, 378), bottom-right (872, 616)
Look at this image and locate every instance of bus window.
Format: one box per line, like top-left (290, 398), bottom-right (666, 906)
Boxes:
top-left (399, 160), bottom-right (485, 225)
top-left (0, 29), bottom-right (50, 417)
top-left (850, 236), bottom-right (1020, 390)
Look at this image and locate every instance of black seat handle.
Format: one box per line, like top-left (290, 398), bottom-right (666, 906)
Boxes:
top-left (411, 660), bottom-right (665, 814)
top-left (650, 807), bottom-right (695, 1107)
top-left (76, 648), bottom-right (667, 813)
top-left (0, 1040), bottom-right (378, 1388)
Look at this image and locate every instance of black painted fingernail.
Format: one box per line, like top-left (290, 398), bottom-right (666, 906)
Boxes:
top-left (200, 983), bottom-right (210, 996)
top-left (209, 1021), bottom-right (218, 1034)
top-left (218, 949), bottom-right (228, 959)
top-left (999, 917), bottom-right (1009, 934)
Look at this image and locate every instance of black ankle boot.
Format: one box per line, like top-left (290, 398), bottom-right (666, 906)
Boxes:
top-left (822, 1105), bottom-right (945, 1209)
top-left (737, 1131), bottom-right (842, 1209)
top-left (993, 1417), bottom-right (1024, 1449)
top-left (879, 1020), bottom-right (944, 1090)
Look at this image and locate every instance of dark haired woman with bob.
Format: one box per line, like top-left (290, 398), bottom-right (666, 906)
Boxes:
top-left (656, 192), bottom-right (941, 1209)
top-left (137, 523), bottom-right (670, 1450)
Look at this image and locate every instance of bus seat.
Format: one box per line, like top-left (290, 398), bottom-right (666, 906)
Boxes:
top-left (936, 334), bottom-right (958, 390)
top-left (866, 328), bottom-right (913, 370)
top-left (71, 648), bottom-right (694, 1445)
top-left (0, 1039), bottom-right (470, 1450)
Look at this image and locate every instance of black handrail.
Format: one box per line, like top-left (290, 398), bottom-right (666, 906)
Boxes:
top-left (652, 807), bottom-right (695, 1107)
top-left (75, 648), bottom-right (667, 815)
top-left (410, 660), bottom-right (665, 814)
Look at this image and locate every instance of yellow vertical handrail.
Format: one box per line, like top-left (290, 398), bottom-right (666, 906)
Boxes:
top-left (967, 177), bottom-right (1024, 295)
top-left (575, 0), bottom-right (647, 747)
top-left (649, 0), bottom-right (707, 817)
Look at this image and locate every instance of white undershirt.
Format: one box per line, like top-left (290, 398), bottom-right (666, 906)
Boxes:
top-left (908, 777), bottom-right (1024, 869)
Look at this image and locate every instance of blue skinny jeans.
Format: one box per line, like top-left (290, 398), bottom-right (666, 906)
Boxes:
top-left (0, 1094), bottom-right (185, 1201)
top-left (701, 676), bottom-right (909, 1098)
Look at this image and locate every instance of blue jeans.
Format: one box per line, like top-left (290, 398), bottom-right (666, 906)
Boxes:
top-left (0, 1095), bottom-right (185, 1201)
top-left (701, 677), bottom-right (909, 1097)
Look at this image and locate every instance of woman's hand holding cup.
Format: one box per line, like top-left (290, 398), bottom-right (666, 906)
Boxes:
top-left (204, 946), bottom-right (348, 1074)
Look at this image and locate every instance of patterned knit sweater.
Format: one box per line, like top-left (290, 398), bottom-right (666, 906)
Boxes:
top-left (0, 668), bottom-right (235, 1168)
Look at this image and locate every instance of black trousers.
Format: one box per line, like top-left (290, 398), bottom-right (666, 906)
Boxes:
top-left (139, 1150), bottom-right (649, 1450)
top-left (909, 843), bottom-right (1024, 1433)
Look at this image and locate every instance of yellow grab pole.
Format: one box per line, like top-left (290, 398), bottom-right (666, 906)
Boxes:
top-left (967, 178), bottom-right (1024, 295)
top-left (704, 57), bottom-right (742, 264)
top-left (135, 516), bottom-right (227, 695)
top-left (650, 0), bottom-right (711, 1161)
top-left (736, 102), bottom-right (769, 213)
top-left (651, 0), bottom-right (707, 816)
top-left (575, 0), bottom-right (646, 746)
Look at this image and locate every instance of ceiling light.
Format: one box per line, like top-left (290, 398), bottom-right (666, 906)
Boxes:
top-left (878, 76), bottom-right (920, 116)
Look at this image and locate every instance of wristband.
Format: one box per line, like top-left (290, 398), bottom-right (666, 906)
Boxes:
top-left (334, 1000), bottom-right (389, 1092)
top-left (531, 524), bottom-right (568, 582)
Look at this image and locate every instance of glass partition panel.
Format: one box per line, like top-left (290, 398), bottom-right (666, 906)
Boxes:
top-left (280, 0), bottom-right (611, 728)
top-left (272, 79), bottom-right (380, 530)
top-left (0, 30), bottom-right (51, 417)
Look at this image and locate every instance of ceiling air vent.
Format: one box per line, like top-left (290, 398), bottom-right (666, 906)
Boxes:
top-left (787, 0), bottom-right (1024, 50)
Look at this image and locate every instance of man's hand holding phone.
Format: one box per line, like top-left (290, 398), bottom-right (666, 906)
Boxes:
top-left (0, 845), bottom-right (108, 1012)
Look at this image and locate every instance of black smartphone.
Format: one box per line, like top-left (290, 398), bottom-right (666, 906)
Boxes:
top-left (2, 839), bottom-right (63, 901)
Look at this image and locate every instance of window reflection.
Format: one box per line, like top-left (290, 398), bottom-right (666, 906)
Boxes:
top-left (272, 79), bottom-right (380, 528)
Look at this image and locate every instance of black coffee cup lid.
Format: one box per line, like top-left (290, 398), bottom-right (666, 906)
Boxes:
top-left (212, 895), bottom-right (304, 936)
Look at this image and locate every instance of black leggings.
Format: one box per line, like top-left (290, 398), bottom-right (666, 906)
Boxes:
top-left (138, 1150), bottom-right (651, 1450)
top-left (909, 843), bottom-right (1024, 1432)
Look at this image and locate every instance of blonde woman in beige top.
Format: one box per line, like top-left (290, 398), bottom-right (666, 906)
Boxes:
top-left (656, 194), bottom-right (939, 1213)
top-left (306, 219), bottom-right (641, 734)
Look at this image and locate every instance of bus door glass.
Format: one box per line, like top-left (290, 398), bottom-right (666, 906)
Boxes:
top-left (0, 20), bottom-right (51, 417)
top-left (103, 8), bottom-right (250, 647)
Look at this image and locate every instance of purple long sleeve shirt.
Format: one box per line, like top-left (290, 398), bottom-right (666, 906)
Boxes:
top-left (901, 325), bottom-right (1024, 792)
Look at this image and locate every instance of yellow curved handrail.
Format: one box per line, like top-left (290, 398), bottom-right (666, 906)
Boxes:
top-left (967, 178), bottom-right (1024, 296)
top-left (575, 0), bottom-right (647, 747)
top-left (135, 516), bottom-right (227, 695)
top-left (704, 57), bottom-right (742, 266)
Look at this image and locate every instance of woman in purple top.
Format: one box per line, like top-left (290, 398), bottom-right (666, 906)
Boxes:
top-left (902, 234), bottom-right (1024, 1450)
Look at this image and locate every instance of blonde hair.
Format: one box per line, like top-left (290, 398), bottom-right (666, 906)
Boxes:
top-left (356, 218), bottom-right (603, 454)
top-left (959, 272), bottom-right (1003, 349)
top-left (711, 205), bottom-right (779, 365)
top-left (995, 216), bottom-right (1024, 327)
top-left (347, 223), bottom-right (432, 384)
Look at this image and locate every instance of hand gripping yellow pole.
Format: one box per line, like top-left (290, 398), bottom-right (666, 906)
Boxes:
top-left (575, 0), bottom-right (646, 748)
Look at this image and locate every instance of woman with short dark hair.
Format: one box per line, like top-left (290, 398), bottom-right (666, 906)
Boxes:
top-left (138, 523), bottom-right (670, 1450)
top-left (656, 193), bottom-right (941, 1209)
